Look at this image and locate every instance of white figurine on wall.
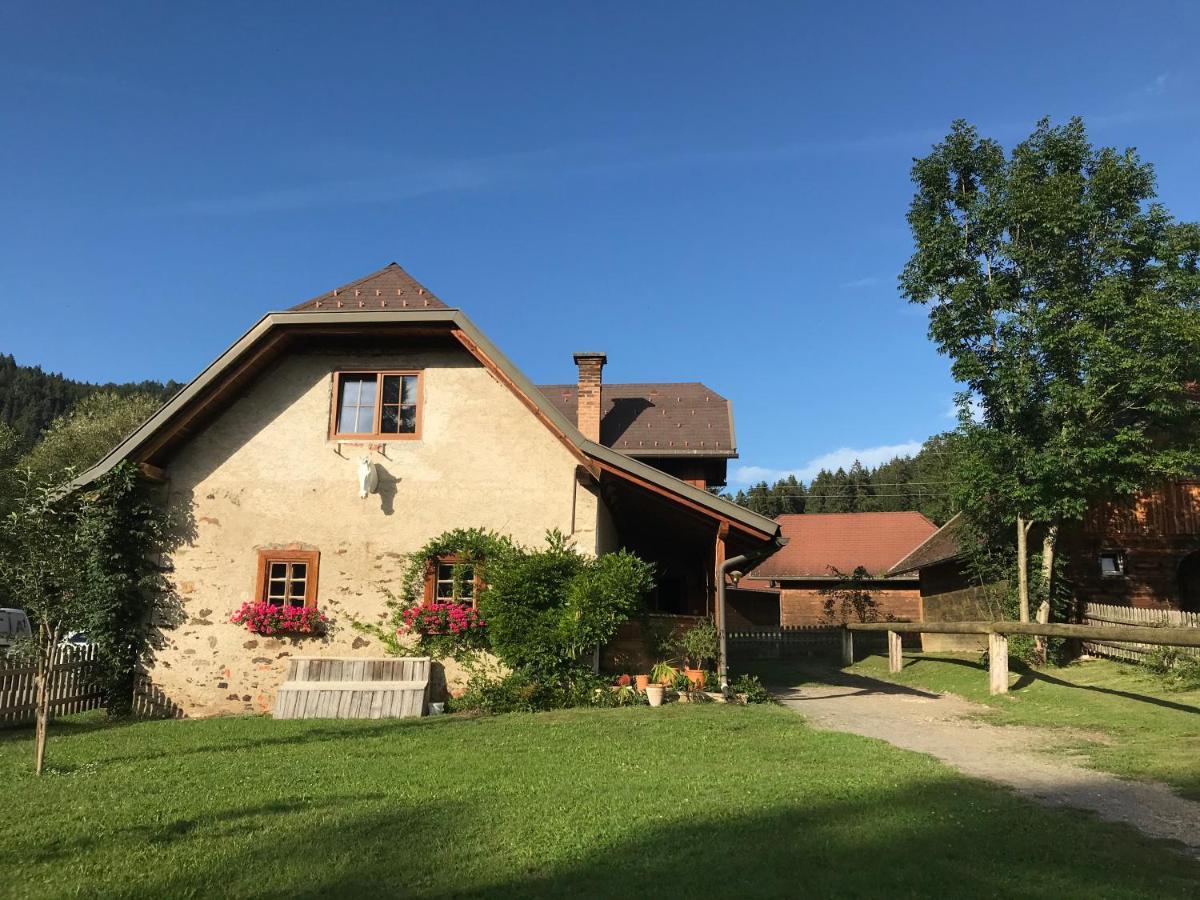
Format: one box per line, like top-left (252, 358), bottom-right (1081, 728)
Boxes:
top-left (358, 456), bottom-right (378, 499)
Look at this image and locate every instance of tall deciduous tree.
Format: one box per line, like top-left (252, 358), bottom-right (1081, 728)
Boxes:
top-left (23, 391), bottom-right (162, 482)
top-left (902, 117), bottom-right (1200, 622)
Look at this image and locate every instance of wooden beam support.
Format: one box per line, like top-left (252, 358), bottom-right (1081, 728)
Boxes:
top-left (989, 632), bottom-right (1009, 695)
top-left (136, 462), bottom-right (167, 483)
top-left (887, 630), bottom-right (903, 674)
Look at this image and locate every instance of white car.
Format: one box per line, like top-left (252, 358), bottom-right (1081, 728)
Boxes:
top-left (0, 608), bottom-right (32, 650)
top-left (60, 631), bottom-right (91, 651)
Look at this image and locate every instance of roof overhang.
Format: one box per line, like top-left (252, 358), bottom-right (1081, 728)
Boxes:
top-left (73, 308), bottom-right (780, 545)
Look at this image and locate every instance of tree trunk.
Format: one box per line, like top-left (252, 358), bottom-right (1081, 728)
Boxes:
top-left (1034, 523), bottom-right (1059, 663)
top-left (1016, 516), bottom-right (1032, 623)
top-left (33, 625), bottom-right (53, 776)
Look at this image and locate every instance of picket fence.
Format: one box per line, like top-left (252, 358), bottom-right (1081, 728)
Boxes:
top-left (0, 645), bottom-right (105, 726)
top-left (1079, 601), bottom-right (1200, 663)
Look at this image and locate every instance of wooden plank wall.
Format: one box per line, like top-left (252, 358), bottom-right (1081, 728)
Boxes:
top-left (0, 645), bottom-right (105, 725)
top-left (274, 657), bottom-right (431, 720)
top-left (1080, 601), bottom-right (1200, 662)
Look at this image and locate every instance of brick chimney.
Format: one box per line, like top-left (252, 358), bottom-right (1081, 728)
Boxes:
top-left (573, 352), bottom-right (607, 442)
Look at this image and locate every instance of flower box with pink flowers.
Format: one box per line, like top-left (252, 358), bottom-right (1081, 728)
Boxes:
top-left (230, 601), bottom-right (328, 637)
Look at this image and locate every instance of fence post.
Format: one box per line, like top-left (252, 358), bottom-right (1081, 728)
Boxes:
top-left (841, 628), bottom-right (854, 667)
top-left (887, 630), bottom-right (903, 674)
top-left (988, 632), bottom-right (1009, 695)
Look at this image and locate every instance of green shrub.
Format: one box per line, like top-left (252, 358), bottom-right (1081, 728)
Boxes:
top-left (480, 530), bottom-right (655, 681)
top-left (1144, 647), bottom-right (1200, 691)
top-left (732, 673), bottom-right (770, 704)
top-left (677, 618), bottom-right (720, 669)
top-left (447, 671), bottom-right (648, 714)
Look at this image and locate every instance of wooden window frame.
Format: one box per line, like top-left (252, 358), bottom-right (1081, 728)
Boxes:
top-left (329, 370), bottom-right (424, 442)
top-left (422, 555), bottom-right (483, 608)
top-left (254, 549), bottom-right (321, 609)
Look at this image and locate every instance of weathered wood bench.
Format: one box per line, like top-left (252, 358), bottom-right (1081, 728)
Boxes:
top-left (273, 657), bottom-right (430, 719)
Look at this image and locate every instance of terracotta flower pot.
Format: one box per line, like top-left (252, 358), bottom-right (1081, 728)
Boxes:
top-left (645, 684), bottom-right (665, 707)
top-left (684, 668), bottom-right (706, 689)
top-left (635, 674), bottom-right (650, 692)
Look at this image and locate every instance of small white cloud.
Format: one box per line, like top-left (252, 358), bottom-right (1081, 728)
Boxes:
top-left (1146, 73), bottom-right (1169, 95)
top-left (730, 440), bottom-right (924, 487)
top-left (841, 277), bottom-right (881, 289)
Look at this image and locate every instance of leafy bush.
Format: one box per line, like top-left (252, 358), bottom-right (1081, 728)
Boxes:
top-left (1144, 647), bottom-right (1200, 691)
top-left (447, 671), bottom-right (647, 714)
top-left (732, 673), bottom-right (770, 704)
top-left (480, 530), bottom-right (655, 681)
top-left (230, 602), bottom-right (327, 637)
top-left (677, 618), bottom-right (720, 669)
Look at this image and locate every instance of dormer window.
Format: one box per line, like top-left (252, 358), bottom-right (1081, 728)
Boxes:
top-left (331, 371), bottom-right (421, 439)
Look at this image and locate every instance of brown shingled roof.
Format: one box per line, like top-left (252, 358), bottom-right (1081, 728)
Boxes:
top-left (748, 512), bottom-right (938, 580)
top-left (887, 512), bottom-right (967, 575)
top-left (537, 382), bottom-right (736, 457)
top-left (288, 262), bottom-right (449, 312)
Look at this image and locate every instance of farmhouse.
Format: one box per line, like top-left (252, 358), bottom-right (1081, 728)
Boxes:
top-left (75, 263), bottom-right (782, 716)
top-left (740, 511), bottom-right (938, 625)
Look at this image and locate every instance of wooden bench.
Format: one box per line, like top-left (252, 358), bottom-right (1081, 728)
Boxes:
top-left (273, 657), bottom-right (430, 719)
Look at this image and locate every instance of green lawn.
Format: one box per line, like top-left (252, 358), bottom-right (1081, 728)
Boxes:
top-left (823, 652), bottom-right (1200, 800)
top-left (3, 705), bottom-right (1198, 897)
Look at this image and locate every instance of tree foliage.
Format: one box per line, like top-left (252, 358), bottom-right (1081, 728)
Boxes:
top-left (0, 353), bottom-right (179, 452)
top-left (901, 117), bottom-right (1200, 622)
top-left (24, 391), bottom-right (163, 482)
top-left (729, 433), bottom-right (963, 524)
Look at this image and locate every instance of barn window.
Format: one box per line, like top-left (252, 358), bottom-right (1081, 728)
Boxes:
top-left (1099, 552), bottom-right (1125, 578)
top-left (255, 550), bottom-right (320, 608)
top-left (331, 371), bottom-right (421, 439)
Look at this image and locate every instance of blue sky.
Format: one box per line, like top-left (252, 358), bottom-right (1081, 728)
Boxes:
top-left (2, 2), bottom-right (1198, 487)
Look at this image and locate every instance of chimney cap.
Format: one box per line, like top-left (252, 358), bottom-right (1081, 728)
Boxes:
top-left (573, 352), bottom-right (608, 365)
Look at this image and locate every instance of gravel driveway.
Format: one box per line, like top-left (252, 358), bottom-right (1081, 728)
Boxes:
top-left (771, 669), bottom-right (1200, 857)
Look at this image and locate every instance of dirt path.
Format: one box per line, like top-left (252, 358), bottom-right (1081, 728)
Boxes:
top-left (771, 671), bottom-right (1200, 857)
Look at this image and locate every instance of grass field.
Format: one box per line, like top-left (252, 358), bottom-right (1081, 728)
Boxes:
top-left (3, 703), bottom-right (1199, 898)
top-left (821, 653), bottom-right (1200, 800)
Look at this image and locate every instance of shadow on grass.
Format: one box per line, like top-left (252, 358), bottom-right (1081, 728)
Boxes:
top-left (102, 780), bottom-right (1200, 898)
top-left (907, 654), bottom-right (1200, 716)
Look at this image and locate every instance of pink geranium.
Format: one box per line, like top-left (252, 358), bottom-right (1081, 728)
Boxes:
top-left (230, 601), bottom-right (328, 636)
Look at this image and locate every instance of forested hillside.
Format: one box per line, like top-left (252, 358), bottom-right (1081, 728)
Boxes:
top-left (0, 354), bottom-right (182, 451)
top-left (728, 433), bottom-right (962, 524)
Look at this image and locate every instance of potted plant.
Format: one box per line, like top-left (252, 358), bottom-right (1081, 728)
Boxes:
top-left (679, 619), bottom-right (719, 688)
top-left (646, 661), bottom-right (677, 707)
top-left (635, 673), bottom-right (650, 692)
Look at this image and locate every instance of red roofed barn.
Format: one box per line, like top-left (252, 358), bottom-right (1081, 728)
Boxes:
top-left (742, 512), bottom-right (939, 625)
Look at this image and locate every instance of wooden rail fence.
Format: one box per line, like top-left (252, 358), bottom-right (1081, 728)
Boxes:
top-left (1079, 602), bottom-right (1200, 663)
top-left (845, 620), bottom-right (1200, 696)
top-left (0, 645), bottom-right (105, 725)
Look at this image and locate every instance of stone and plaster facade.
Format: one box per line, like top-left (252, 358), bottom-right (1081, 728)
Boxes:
top-left (77, 265), bottom-right (781, 718)
top-left (158, 346), bottom-right (615, 716)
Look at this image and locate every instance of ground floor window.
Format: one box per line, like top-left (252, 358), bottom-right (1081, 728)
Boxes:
top-left (424, 556), bottom-right (478, 607)
top-left (255, 549), bottom-right (320, 608)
